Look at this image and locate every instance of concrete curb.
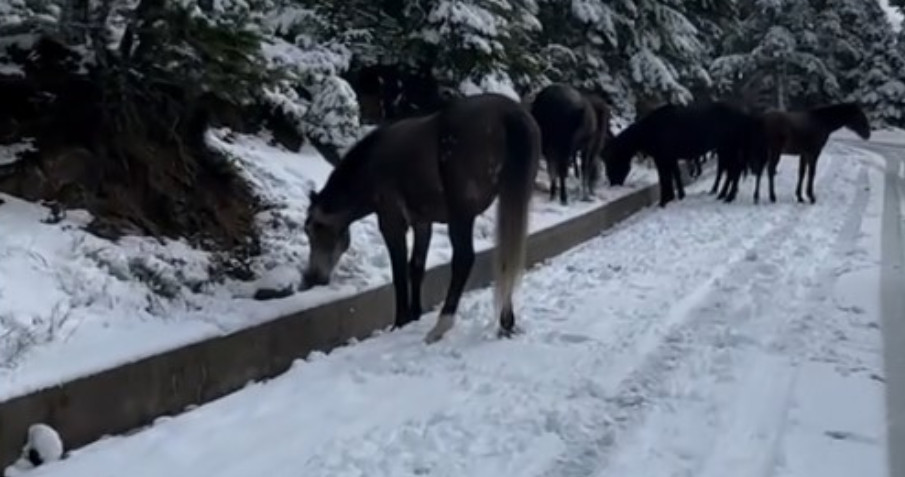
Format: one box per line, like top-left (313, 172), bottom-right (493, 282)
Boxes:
top-left (0, 171), bottom-right (697, 467)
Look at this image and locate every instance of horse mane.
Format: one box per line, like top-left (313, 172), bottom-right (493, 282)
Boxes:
top-left (311, 126), bottom-right (387, 213)
top-left (609, 120), bottom-right (645, 159)
top-left (606, 106), bottom-right (668, 164)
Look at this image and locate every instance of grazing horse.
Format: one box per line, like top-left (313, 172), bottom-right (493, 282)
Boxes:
top-left (302, 93), bottom-right (541, 344)
top-left (530, 84), bottom-right (608, 204)
top-left (603, 102), bottom-right (762, 206)
top-left (753, 102), bottom-right (871, 204)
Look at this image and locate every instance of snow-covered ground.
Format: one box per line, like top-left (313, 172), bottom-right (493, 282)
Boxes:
top-left (14, 140), bottom-right (890, 477)
top-left (0, 129), bottom-right (658, 402)
top-left (834, 126), bottom-right (905, 146)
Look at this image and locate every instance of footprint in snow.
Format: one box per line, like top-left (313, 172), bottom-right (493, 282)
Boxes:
top-left (824, 430), bottom-right (878, 445)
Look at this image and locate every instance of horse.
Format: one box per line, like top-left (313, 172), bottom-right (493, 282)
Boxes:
top-left (752, 102), bottom-right (871, 204)
top-left (302, 93), bottom-right (541, 344)
top-left (602, 101), bottom-right (763, 206)
top-left (530, 84), bottom-right (608, 204)
top-left (708, 143), bottom-right (762, 199)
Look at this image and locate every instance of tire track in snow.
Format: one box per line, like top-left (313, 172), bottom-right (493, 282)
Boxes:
top-left (536, 150), bottom-right (850, 477)
top-left (581, 147), bottom-right (871, 477)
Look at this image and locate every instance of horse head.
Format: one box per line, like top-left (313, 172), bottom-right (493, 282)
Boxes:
top-left (843, 103), bottom-right (872, 140)
top-left (602, 130), bottom-right (633, 186)
top-left (302, 189), bottom-right (352, 289)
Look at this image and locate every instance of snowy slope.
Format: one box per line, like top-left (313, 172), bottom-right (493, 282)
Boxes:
top-left (18, 141), bottom-right (887, 477)
top-left (0, 128), bottom-right (658, 402)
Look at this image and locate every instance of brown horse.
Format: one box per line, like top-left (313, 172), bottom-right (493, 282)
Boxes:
top-left (302, 93), bottom-right (541, 344)
top-left (753, 102), bottom-right (871, 204)
top-left (530, 84), bottom-right (609, 204)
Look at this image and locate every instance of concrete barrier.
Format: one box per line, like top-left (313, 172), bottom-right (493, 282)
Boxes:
top-left (0, 173), bottom-right (691, 467)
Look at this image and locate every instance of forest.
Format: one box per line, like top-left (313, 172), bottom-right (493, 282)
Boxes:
top-left (0, 0), bottom-right (903, 266)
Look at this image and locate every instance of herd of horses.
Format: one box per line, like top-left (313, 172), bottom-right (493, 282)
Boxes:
top-left (301, 83), bottom-right (873, 345)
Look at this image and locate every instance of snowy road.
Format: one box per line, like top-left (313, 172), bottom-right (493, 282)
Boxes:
top-left (21, 141), bottom-right (893, 477)
top-left (840, 140), bottom-right (905, 477)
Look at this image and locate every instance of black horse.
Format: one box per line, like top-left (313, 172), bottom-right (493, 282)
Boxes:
top-left (529, 84), bottom-right (609, 204)
top-left (302, 93), bottom-right (541, 344)
top-left (603, 102), bottom-right (763, 206)
top-left (754, 102), bottom-right (871, 204)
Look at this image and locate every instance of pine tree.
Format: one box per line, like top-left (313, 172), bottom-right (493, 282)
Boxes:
top-left (845, 0), bottom-right (905, 126)
top-left (416, 0), bottom-right (542, 97)
top-left (712, 0), bottom-right (837, 110)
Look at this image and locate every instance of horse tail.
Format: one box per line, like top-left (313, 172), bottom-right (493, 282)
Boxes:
top-left (495, 110), bottom-right (540, 324)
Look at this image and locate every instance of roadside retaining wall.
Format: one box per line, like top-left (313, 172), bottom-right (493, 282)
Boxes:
top-left (0, 174), bottom-right (691, 467)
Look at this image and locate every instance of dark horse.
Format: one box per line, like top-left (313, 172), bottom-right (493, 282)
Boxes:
top-left (752, 102), bottom-right (871, 204)
top-left (603, 102), bottom-right (763, 206)
top-left (302, 93), bottom-right (541, 344)
top-left (530, 84), bottom-right (609, 204)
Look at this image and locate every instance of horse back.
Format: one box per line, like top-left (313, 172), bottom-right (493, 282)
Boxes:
top-left (364, 114), bottom-right (450, 222)
top-left (530, 84), bottom-right (590, 157)
top-left (436, 93), bottom-right (538, 215)
top-left (762, 109), bottom-right (825, 155)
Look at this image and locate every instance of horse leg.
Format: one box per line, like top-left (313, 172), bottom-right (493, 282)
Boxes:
top-left (718, 153), bottom-right (734, 201)
top-left (379, 214), bottom-right (411, 329)
top-left (753, 166), bottom-right (762, 204)
top-left (655, 157), bottom-right (675, 207)
top-left (806, 154), bottom-right (818, 204)
top-left (724, 165), bottom-right (741, 203)
top-left (710, 156), bottom-right (723, 195)
top-left (408, 223), bottom-right (432, 323)
top-left (795, 155), bottom-right (807, 203)
top-left (672, 160), bottom-right (686, 200)
top-left (768, 154), bottom-right (779, 203)
top-left (557, 157), bottom-right (569, 205)
top-left (425, 215), bottom-right (476, 344)
top-left (546, 157), bottom-right (557, 201)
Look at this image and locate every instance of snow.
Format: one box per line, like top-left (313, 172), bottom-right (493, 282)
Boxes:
top-left (5, 424), bottom-right (64, 476)
top-left (0, 140), bottom-right (34, 166)
top-left (18, 141), bottom-right (888, 477)
top-left (833, 126), bottom-right (905, 147)
top-left (0, 129), bottom-right (658, 403)
top-left (880, 0), bottom-right (903, 31)
top-left (459, 71), bottom-right (521, 101)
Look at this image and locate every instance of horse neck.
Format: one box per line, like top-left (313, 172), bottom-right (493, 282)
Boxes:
top-left (616, 122), bottom-right (645, 156)
top-left (319, 168), bottom-right (376, 226)
top-left (813, 106), bottom-right (857, 134)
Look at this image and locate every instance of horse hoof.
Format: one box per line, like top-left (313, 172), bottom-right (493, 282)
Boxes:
top-left (497, 325), bottom-right (523, 339)
top-left (424, 313), bottom-right (455, 344)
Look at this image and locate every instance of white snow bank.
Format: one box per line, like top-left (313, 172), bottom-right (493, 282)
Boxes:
top-left (0, 129), bottom-right (658, 402)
